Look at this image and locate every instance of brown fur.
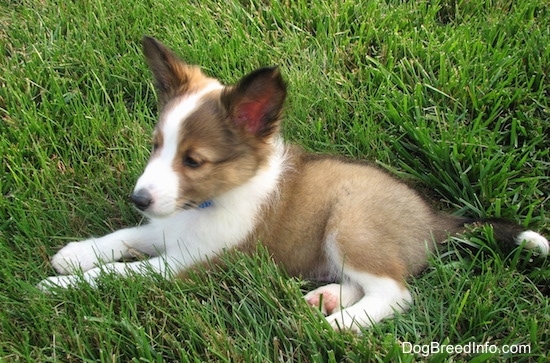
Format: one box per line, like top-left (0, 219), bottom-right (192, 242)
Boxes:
top-left (142, 37), bottom-right (216, 106)
top-left (171, 93), bottom-right (266, 208)
top-left (238, 148), bottom-right (464, 282)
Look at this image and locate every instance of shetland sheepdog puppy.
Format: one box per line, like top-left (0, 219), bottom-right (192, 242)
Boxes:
top-left (39, 36), bottom-right (549, 332)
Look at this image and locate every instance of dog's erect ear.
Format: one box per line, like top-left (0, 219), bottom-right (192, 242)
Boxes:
top-left (222, 67), bottom-right (287, 139)
top-left (141, 36), bottom-right (198, 103)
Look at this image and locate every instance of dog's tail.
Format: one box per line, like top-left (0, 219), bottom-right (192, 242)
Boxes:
top-left (441, 216), bottom-right (549, 256)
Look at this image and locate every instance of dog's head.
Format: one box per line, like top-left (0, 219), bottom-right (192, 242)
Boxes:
top-left (131, 36), bottom-right (287, 218)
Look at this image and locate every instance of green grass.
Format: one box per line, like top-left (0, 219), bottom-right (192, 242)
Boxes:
top-left (1, 0), bottom-right (549, 361)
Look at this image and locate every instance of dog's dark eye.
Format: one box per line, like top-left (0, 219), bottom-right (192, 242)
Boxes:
top-left (152, 143), bottom-right (159, 152)
top-left (183, 156), bottom-right (202, 168)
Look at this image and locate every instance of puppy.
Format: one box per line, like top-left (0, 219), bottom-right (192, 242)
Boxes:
top-left (39, 36), bottom-right (549, 332)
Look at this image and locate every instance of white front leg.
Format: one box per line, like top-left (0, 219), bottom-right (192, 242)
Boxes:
top-left (50, 224), bottom-right (166, 275)
top-left (38, 254), bottom-right (179, 291)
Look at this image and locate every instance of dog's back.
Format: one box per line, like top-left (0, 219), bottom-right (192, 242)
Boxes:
top-left (247, 148), bottom-right (441, 278)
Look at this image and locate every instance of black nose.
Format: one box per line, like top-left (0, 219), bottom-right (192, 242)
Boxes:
top-left (130, 189), bottom-right (152, 211)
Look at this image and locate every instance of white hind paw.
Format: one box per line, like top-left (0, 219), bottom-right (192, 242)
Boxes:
top-left (304, 283), bottom-right (363, 315)
top-left (304, 284), bottom-right (342, 315)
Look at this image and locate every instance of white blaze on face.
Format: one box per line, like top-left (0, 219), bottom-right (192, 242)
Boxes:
top-left (133, 82), bottom-right (222, 217)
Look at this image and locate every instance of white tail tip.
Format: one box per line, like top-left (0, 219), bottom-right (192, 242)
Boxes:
top-left (516, 230), bottom-right (549, 256)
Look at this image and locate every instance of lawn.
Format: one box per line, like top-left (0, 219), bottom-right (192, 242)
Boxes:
top-left (1, 0), bottom-right (549, 361)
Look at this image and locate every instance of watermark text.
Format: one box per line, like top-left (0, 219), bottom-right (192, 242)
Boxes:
top-left (402, 341), bottom-right (531, 357)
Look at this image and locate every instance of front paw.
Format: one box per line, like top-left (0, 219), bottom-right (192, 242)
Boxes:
top-left (37, 268), bottom-right (103, 292)
top-left (51, 240), bottom-right (101, 274)
top-left (37, 275), bottom-right (82, 291)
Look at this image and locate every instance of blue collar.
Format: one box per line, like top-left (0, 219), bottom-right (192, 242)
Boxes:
top-left (198, 200), bottom-right (213, 209)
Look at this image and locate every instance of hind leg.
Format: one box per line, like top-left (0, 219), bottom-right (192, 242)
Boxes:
top-left (304, 283), bottom-right (363, 315)
top-left (317, 226), bottom-right (414, 332)
top-left (325, 269), bottom-right (412, 332)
